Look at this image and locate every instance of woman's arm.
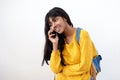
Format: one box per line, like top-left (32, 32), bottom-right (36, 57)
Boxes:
top-left (50, 50), bottom-right (63, 73)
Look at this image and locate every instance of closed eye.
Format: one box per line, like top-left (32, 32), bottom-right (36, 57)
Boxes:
top-left (53, 17), bottom-right (59, 22)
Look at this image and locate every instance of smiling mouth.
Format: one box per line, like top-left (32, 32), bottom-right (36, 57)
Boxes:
top-left (54, 25), bottom-right (61, 33)
top-left (56, 29), bottom-right (60, 33)
top-left (54, 28), bottom-right (59, 33)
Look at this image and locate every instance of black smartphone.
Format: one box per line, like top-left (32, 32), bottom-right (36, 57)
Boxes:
top-left (51, 31), bottom-right (57, 38)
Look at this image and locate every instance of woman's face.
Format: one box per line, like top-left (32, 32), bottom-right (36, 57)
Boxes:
top-left (48, 16), bottom-right (67, 34)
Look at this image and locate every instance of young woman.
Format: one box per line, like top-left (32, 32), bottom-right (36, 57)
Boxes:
top-left (42, 7), bottom-right (98, 80)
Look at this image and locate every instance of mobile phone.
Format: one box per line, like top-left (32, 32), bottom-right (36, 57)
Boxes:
top-left (51, 31), bottom-right (57, 38)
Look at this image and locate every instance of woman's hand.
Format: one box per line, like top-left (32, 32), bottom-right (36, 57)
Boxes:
top-left (48, 28), bottom-right (59, 50)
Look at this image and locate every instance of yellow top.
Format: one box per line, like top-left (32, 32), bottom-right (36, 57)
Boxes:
top-left (50, 29), bottom-right (98, 80)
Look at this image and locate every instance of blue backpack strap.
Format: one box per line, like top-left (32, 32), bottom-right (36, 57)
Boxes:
top-left (76, 27), bottom-right (82, 43)
top-left (93, 55), bottom-right (102, 73)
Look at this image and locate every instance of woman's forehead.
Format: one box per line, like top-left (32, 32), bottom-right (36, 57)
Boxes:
top-left (49, 16), bottom-right (62, 21)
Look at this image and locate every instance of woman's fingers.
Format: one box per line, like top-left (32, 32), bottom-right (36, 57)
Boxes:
top-left (48, 29), bottom-right (53, 36)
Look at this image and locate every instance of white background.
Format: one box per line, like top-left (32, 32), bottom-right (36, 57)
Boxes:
top-left (0, 0), bottom-right (120, 80)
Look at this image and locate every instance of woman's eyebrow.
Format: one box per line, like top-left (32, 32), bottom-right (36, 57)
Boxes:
top-left (51, 17), bottom-right (56, 21)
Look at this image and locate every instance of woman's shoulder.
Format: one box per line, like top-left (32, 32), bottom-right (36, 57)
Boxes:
top-left (78, 28), bottom-right (90, 38)
top-left (76, 27), bottom-right (89, 35)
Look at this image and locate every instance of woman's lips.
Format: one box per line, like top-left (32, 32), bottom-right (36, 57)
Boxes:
top-left (55, 28), bottom-right (59, 33)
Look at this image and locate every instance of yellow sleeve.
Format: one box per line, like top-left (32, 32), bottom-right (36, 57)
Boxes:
top-left (63, 30), bottom-right (95, 76)
top-left (50, 50), bottom-right (63, 73)
top-left (91, 41), bottom-right (98, 58)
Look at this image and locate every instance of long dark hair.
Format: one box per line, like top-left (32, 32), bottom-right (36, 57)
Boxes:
top-left (42, 7), bottom-right (73, 66)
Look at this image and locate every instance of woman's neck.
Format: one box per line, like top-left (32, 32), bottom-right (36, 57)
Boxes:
top-left (63, 25), bottom-right (75, 37)
top-left (63, 25), bottom-right (75, 44)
